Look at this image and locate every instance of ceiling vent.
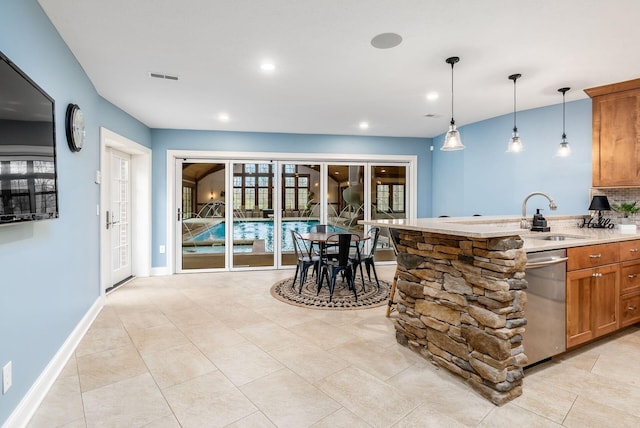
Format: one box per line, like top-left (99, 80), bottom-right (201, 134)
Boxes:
top-left (148, 72), bottom-right (179, 81)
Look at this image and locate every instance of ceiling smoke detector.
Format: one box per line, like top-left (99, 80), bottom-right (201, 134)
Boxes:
top-left (148, 72), bottom-right (179, 81)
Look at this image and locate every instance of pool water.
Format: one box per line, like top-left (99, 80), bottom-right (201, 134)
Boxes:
top-left (185, 220), bottom-right (332, 253)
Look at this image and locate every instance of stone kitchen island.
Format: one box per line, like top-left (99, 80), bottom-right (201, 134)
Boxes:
top-left (362, 217), bottom-right (530, 405)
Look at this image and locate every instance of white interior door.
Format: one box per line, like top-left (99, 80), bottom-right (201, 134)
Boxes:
top-left (107, 149), bottom-right (132, 286)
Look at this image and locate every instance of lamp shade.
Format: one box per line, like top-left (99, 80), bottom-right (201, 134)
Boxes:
top-left (589, 195), bottom-right (611, 211)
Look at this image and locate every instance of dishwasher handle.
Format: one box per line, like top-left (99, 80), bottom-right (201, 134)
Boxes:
top-left (525, 256), bottom-right (568, 269)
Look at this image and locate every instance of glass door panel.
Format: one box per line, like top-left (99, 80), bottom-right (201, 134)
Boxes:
top-left (232, 162), bottom-right (275, 268)
top-left (180, 162), bottom-right (227, 270)
top-left (327, 164), bottom-right (364, 235)
top-left (370, 164), bottom-right (407, 261)
top-left (280, 163), bottom-right (321, 266)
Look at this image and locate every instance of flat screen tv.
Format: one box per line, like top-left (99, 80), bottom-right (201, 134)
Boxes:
top-left (0, 50), bottom-right (59, 225)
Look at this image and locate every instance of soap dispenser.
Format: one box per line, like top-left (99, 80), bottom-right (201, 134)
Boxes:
top-left (531, 209), bottom-right (550, 232)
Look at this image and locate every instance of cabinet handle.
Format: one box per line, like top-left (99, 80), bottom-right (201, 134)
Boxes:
top-left (628, 274), bottom-right (638, 279)
top-left (589, 254), bottom-right (602, 259)
top-left (628, 305), bottom-right (638, 311)
top-left (630, 249), bottom-right (639, 253)
top-left (592, 272), bottom-right (602, 278)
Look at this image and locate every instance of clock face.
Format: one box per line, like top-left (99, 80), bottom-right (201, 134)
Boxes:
top-left (65, 103), bottom-right (85, 152)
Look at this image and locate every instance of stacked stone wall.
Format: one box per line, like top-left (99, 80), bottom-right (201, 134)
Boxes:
top-left (393, 229), bottom-right (528, 405)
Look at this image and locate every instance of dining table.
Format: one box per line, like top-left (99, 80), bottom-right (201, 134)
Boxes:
top-left (299, 231), bottom-right (369, 289)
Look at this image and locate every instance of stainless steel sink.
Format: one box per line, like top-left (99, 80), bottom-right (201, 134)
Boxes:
top-left (526, 234), bottom-right (585, 241)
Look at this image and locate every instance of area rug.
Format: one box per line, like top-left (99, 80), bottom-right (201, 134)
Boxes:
top-left (270, 274), bottom-right (391, 310)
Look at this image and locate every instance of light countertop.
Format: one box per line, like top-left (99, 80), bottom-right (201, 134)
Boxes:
top-left (361, 216), bottom-right (640, 253)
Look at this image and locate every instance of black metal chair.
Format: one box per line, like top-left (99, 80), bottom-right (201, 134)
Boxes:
top-left (319, 233), bottom-right (360, 302)
top-left (291, 230), bottom-right (320, 293)
top-left (310, 224), bottom-right (339, 257)
top-left (351, 227), bottom-right (381, 288)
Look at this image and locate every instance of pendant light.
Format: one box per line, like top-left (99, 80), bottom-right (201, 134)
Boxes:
top-left (441, 56), bottom-right (465, 151)
top-left (506, 73), bottom-right (524, 153)
top-left (556, 87), bottom-right (571, 157)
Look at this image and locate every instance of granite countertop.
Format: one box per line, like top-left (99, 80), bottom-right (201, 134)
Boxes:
top-left (362, 216), bottom-right (640, 253)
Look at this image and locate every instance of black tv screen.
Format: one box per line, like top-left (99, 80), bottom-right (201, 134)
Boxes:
top-left (0, 50), bottom-right (59, 225)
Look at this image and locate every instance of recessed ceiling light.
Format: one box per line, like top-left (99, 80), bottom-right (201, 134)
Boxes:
top-left (218, 113), bottom-right (230, 122)
top-left (371, 33), bottom-right (403, 49)
top-left (260, 62), bottom-right (276, 72)
top-left (359, 121), bottom-right (369, 130)
top-left (426, 92), bottom-right (439, 101)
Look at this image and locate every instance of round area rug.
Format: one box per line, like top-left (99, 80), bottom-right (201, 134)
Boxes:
top-left (270, 274), bottom-right (391, 310)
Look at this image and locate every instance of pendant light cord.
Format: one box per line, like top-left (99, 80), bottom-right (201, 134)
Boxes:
top-left (562, 91), bottom-right (566, 138)
top-left (450, 62), bottom-right (455, 126)
top-left (512, 78), bottom-right (517, 132)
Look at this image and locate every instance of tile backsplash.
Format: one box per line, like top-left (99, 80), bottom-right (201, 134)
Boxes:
top-left (591, 188), bottom-right (640, 224)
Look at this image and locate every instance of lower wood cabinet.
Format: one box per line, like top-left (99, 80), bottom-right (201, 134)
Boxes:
top-left (566, 264), bottom-right (620, 348)
top-left (620, 292), bottom-right (640, 327)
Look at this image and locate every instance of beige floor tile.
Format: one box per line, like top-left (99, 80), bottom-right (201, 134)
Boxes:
top-left (511, 375), bottom-right (577, 424)
top-left (118, 308), bottom-right (172, 330)
top-left (75, 325), bottom-right (132, 357)
top-left (162, 305), bottom-right (217, 328)
top-left (241, 368), bottom-right (341, 427)
top-left (127, 323), bottom-right (191, 354)
top-left (77, 342), bottom-right (148, 392)
top-left (563, 395), bottom-right (640, 427)
top-left (140, 414), bottom-right (182, 427)
top-left (90, 305), bottom-right (122, 328)
top-left (163, 371), bottom-right (257, 428)
top-left (140, 342), bottom-right (217, 389)
top-left (27, 375), bottom-right (84, 428)
top-left (387, 363), bottom-right (494, 426)
top-left (269, 342), bottom-right (351, 383)
top-left (311, 408), bottom-right (372, 427)
top-left (224, 411), bottom-right (277, 428)
top-left (237, 321), bottom-right (307, 352)
top-left (392, 404), bottom-right (468, 428)
top-left (293, 318), bottom-right (360, 350)
top-left (316, 366), bottom-right (420, 427)
top-left (328, 339), bottom-right (422, 381)
top-left (478, 403), bottom-right (562, 427)
top-left (203, 342), bottom-right (284, 386)
top-left (82, 372), bottom-right (172, 427)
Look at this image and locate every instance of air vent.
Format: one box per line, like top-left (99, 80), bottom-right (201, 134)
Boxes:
top-left (424, 113), bottom-right (440, 118)
top-left (148, 72), bottom-right (179, 81)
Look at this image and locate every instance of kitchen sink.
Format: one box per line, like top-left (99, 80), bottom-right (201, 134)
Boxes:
top-left (526, 234), bottom-right (585, 241)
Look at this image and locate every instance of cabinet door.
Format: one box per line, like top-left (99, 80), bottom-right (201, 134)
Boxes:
top-left (567, 269), bottom-right (595, 348)
top-left (620, 292), bottom-right (640, 328)
top-left (566, 264), bottom-right (620, 348)
top-left (592, 264), bottom-right (620, 338)
top-left (592, 89), bottom-right (640, 187)
top-left (621, 260), bottom-right (640, 294)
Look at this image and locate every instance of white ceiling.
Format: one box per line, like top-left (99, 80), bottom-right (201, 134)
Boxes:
top-left (38, 0), bottom-right (640, 138)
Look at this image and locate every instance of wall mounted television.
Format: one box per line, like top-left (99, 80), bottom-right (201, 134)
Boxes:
top-left (0, 50), bottom-right (59, 225)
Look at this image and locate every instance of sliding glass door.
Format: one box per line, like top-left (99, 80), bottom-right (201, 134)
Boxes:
top-left (370, 164), bottom-right (407, 261)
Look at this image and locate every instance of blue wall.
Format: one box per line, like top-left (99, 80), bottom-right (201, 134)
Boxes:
top-left (432, 98), bottom-right (592, 217)
top-left (0, 1), bottom-right (150, 423)
top-left (150, 129), bottom-right (432, 267)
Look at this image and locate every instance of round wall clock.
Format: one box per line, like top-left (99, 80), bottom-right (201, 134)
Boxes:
top-left (65, 103), bottom-right (85, 152)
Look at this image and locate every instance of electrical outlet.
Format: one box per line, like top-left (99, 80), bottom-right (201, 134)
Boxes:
top-left (3, 361), bottom-right (12, 394)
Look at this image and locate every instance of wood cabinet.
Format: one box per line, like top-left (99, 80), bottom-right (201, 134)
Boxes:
top-left (586, 78), bottom-right (640, 187)
top-left (619, 239), bottom-right (640, 327)
top-left (566, 263), bottom-right (619, 348)
top-left (566, 243), bottom-right (620, 348)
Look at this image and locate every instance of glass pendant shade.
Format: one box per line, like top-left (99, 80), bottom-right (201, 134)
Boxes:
top-left (440, 56), bottom-right (464, 151)
top-left (557, 87), bottom-right (571, 157)
top-left (442, 122), bottom-right (465, 151)
top-left (506, 73), bottom-right (523, 153)
top-left (506, 130), bottom-right (524, 153)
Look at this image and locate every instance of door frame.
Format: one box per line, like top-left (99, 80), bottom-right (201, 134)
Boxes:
top-left (100, 127), bottom-right (152, 294)
top-left (166, 150), bottom-right (417, 275)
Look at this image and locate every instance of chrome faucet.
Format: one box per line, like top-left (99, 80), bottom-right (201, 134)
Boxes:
top-left (521, 192), bottom-right (557, 229)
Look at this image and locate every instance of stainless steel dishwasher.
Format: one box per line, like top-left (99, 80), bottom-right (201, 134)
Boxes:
top-left (522, 248), bottom-right (567, 367)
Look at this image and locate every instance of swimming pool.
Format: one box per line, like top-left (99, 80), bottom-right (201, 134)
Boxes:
top-left (184, 220), bottom-right (343, 253)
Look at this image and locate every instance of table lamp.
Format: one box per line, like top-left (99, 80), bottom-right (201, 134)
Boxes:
top-left (588, 195), bottom-right (611, 227)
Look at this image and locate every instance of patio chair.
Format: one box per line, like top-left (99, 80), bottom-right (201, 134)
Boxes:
top-left (319, 233), bottom-right (360, 302)
top-left (291, 230), bottom-right (320, 293)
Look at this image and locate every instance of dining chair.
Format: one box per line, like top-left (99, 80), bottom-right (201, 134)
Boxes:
top-left (319, 233), bottom-right (360, 302)
top-left (291, 230), bottom-right (320, 293)
top-left (386, 228), bottom-right (401, 317)
top-left (309, 224), bottom-right (339, 257)
top-left (351, 226), bottom-right (381, 288)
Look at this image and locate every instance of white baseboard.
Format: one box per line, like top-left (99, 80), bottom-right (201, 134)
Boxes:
top-left (2, 296), bottom-right (105, 428)
top-left (151, 266), bottom-right (170, 276)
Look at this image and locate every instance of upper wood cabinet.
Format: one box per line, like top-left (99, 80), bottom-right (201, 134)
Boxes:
top-left (586, 78), bottom-right (640, 187)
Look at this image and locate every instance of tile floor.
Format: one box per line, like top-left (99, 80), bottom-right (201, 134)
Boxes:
top-left (26, 265), bottom-right (640, 427)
